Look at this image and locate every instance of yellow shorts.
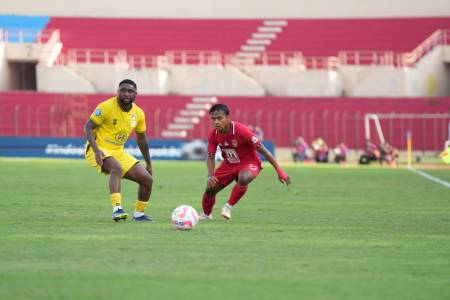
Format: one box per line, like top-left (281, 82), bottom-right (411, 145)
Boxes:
top-left (85, 145), bottom-right (139, 177)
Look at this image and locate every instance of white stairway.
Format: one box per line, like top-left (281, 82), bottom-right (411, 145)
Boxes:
top-left (233, 20), bottom-right (288, 64)
top-left (161, 96), bottom-right (218, 138)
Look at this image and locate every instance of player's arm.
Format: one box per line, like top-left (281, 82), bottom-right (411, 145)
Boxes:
top-left (84, 120), bottom-right (104, 166)
top-left (256, 143), bottom-right (291, 185)
top-left (136, 132), bottom-right (152, 175)
top-left (206, 153), bottom-right (218, 188)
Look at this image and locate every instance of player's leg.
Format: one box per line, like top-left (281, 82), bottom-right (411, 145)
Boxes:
top-left (221, 164), bottom-right (260, 220)
top-left (201, 182), bottom-right (225, 219)
top-left (201, 162), bottom-right (241, 219)
top-left (102, 157), bottom-right (128, 222)
top-left (123, 162), bottom-right (153, 221)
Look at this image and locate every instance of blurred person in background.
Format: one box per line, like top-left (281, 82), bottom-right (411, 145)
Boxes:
top-left (254, 125), bottom-right (264, 141)
top-left (333, 141), bottom-right (348, 164)
top-left (312, 137), bottom-right (329, 163)
top-left (379, 142), bottom-right (399, 166)
top-left (359, 139), bottom-right (381, 164)
top-left (292, 136), bottom-right (310, 162)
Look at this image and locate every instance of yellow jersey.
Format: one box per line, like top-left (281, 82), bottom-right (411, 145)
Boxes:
top-left (89, 97), bottom-right (146, 151)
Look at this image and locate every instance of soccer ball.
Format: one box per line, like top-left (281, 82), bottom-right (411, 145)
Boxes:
top-left (171, 205), bottom-right (199, 230)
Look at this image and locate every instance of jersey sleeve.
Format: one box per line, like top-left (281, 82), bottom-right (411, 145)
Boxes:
top-left (207, 130), bottom-right (217, 154)
top-left (135, 108), bottom-right (147, 133)
top-left (89, 102), bottom-right (107, 125)
top-left (239, 124), bottom-right (261, 148)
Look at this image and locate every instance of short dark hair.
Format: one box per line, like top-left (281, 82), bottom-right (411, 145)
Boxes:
top-left (119, 79), bottom-right (137, 89)
top-left (209, 104), bottom-right (230, 115)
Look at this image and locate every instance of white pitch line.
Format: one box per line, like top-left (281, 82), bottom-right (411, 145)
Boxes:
top-left (407, 167), bottom-right (450, 189)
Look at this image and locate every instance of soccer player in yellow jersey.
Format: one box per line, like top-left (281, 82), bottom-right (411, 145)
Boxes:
top-left (84, 79), bottom-right (153, 222)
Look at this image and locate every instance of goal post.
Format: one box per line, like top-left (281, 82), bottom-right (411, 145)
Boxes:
top-left (364, 113), bottom-right (450, 164)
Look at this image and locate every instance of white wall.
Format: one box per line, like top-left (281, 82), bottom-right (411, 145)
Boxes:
top-left (2, 0), bottom-right (449, 18)
top-left (0, 43), bottom-right (12, 91)
top-left (168, 65), bottom-right (265, 96)
top-left (37, 62), bottom-right (170, 94)
top-left (405, 46), bottom-right (449, 97)
top-left (244, 66), bottom-right (342, 96)
top-left (341, 66), bottom-right (407, 97)
top-left (66, 63), bottom-right (169, 94)
top-left (116, 68), bottom-right (170, 95)
top-left (36, 64), bottom-right (95, 93)
top-left (5, 43), bottom-right (45, 62)
top-left (67, 63), bottom-right (126, 92)
top-left (338, 46), bottom-right (449, 97)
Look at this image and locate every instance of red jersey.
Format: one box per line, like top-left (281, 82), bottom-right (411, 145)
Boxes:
top-left (207, 121), bottom-right (262, 166)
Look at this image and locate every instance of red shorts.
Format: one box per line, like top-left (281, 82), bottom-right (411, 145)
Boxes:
top-left (214, 162), bottom-right (261, 186)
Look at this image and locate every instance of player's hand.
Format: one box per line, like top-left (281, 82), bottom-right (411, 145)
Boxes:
top-left (276, 167), bottom-right (291, 186)
top-left (145, 163), bottom-right (153, 175)
top-left (94, 149), bottom-right (105, 166)
top-left (206, 176), bottom-right (219, 188)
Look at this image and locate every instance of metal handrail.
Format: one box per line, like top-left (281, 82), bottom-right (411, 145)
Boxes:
top-left (51, 28), bottom-right (449, 69)
top-left (0, 28), bottom-right (56, 43)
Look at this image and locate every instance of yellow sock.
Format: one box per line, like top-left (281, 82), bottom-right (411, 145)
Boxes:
top-left (135, 200), bottom-right (148, 212)
top-left (110, 193), bottom-right (122, 208)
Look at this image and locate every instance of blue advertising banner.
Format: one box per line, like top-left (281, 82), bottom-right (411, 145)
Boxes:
top-left (0, 137), bottom-right (275, 160)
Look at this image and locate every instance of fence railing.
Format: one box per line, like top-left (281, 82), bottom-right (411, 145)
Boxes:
top-left (166, 50), bottom-right (223, 65)
top-left (0, 28), bottom-right (57, 44)
top-left (55, 48), bottom-right (166, 68)
top-left (2, 27), bottom-right (449, 70)
top-left (128, 54), bottom-right (166, 68)
top-left (400, 29), bottom-right (450, 67)
top-left (56, 48), bottom-right (128, 65)
top-left (339, 51), bottom-right (396, 66)
top-left (339, 29), bottom-right (450, 67)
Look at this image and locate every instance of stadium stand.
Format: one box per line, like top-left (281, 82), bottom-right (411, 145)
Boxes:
top-left (268, 17), bottom-right (450, 56)
top-left (43, 16), bottom-right (450, 57)
top-left (0, 15), bottom-right (49, 42)
top-left (46, 17), bottom-right (261, 55)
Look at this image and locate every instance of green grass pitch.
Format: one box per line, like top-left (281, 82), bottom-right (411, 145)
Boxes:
top-left (0, 158), bottom-right (449, 300)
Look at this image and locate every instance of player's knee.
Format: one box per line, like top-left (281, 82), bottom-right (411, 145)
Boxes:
top-left (143, 173), bottom-right (153, 189)
top-left (238, 174), bottom-right (253, 185)
top-left (111, 164), bottom-right (122, 175)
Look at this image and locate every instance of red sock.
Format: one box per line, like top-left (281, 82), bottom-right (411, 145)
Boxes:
top-left (227, 184), bottom-right (248, 206)
top-left (202, 193), bottom-right (216, 215)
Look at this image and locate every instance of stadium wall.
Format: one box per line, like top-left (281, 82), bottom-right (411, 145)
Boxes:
top-left (0, 43), bottom-right (11, 91)
top-left (36, 64), bottom-right (96, 93)
top-left (32, 44), bottom-right (448, 97)
top-left (243, 66), bottom-right (342, 96)
top-left (2, 0), bottom-right (449, 18)
top-left (1, 92), bottom-right (449, 150)
top-left (168, 65), bottom-right (265, 96)
top-left (406, 46), bottom-right (450, 97)
top-left (340, 66), bottom-right (407, 97)
top-left (37, 63), bottom-right (170, 94)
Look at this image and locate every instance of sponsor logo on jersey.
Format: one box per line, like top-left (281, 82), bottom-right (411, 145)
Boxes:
top-left (115, 131), bottom-right (127, 143)
top-left (248, 164), bottom-right (258, 171)
top-left (95, 108), bottom-right (102, 116)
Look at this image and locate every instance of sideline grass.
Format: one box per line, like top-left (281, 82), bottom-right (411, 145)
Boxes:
top-left (0, 159), bottom-right (449, 300)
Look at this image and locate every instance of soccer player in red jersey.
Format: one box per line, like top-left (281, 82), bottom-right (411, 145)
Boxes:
top-left (200, 104), bottom-right (291, 220)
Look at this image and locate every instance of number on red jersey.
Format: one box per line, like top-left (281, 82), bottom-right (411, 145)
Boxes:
top-left (222, 148), bottom-right (240, 163)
